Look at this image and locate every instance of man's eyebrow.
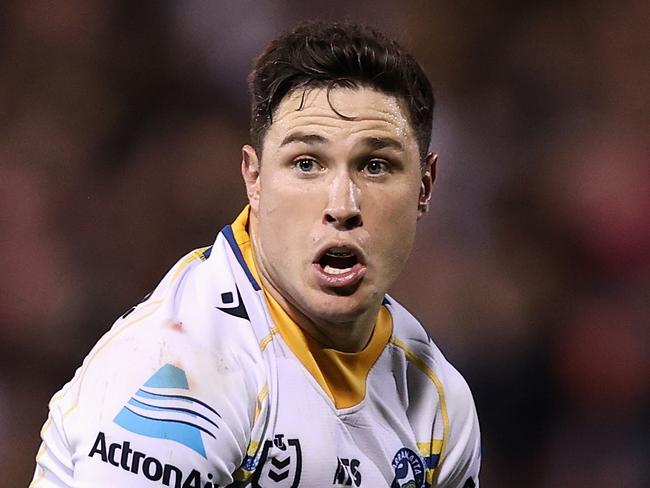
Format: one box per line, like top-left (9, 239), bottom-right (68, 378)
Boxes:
top-left (280, 134), bottom-right (405, 152)
top-left (280, 133), bottom-right (328, 147)
top-left (361, 136), bottom-right (404, 152)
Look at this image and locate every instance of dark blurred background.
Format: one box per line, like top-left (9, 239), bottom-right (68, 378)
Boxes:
top-left (1, 1), bottom-right (648, 486)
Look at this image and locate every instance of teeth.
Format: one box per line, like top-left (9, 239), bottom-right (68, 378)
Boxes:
top-left (325, 247), bottom-right (353, 258)
top-left (323, 265), bottom-right (352, 275)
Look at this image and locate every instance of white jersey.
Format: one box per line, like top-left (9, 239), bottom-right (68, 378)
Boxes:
top-left (32, 208), bottom-right (481, 488)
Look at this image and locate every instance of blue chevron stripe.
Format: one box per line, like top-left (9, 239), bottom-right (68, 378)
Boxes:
top-left (136, 389), bottom-right (222, 418)
top-left (122, 406), bottom-right (217, 439)
top-left (135, 389), bottom-right (191, 403)
top-left (115, 407), bottom-right (208, 457)
top-left (221, 225), bottom-right (260, 290)
top-left (423, 453), bottom-right (440, 469)
top-left (128, 398), bottom-right (220, 430)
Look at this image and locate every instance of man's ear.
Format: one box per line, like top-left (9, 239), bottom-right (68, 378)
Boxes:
top-left (418, 153), bottom-right (437, 218)
top-left (241, 145), bottom-right (261, 211)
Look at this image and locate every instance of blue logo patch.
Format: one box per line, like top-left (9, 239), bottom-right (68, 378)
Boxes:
top-left (114, 364), bottom-right (221, 458)
top-left (390, 448), bottom-right (425, 488)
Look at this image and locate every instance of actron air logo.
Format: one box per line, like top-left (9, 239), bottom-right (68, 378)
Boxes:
top-left (88, 432), bottom-right (219, 488)
top-left (114, 363), bottom-right (221, 458)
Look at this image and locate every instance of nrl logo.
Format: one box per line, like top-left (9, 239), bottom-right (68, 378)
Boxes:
top-left (251, 434), bottom-right (302, 488)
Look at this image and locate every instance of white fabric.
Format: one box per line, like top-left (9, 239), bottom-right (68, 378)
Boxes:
top-left (31, 226), bottom-right (480, 487)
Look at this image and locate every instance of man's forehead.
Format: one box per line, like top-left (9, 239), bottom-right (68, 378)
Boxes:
top-left (274, 86), bottom-right (405, 121)
top-left (267, 86), bottom-right (417, 145)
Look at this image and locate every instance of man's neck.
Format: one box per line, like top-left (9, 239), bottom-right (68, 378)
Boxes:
top-left (247, 215), bottom-right (378, 353)
top-left (259, 271), bottom-right (379, 352)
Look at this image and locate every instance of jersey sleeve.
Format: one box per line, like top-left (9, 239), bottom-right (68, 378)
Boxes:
top-left (434, 365), bottom-right (481, 488)
top-left (31, 297), bottom-right (266, 488)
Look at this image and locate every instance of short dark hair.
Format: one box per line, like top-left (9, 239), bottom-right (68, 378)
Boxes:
top-left (248, 21), bottom-right (434, 161)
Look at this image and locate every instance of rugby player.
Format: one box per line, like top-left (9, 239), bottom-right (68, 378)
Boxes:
top-left (32, 21), bottom-right (481, 487)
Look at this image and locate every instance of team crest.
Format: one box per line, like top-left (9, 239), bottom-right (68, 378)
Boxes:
top-left (251, 434), bottom-right (302, 488)
top-left (390, 448), bottom-right (424, 488)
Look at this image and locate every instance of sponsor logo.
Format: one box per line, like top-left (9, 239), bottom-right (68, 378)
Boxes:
top-left (333, 457), bottom-right (362, 486)
top-left (215, 287), bottom-right (249, 320)
top-left (89, 431), bottom-right (219, 488)
top-left (390, 448), bottom-right (424, 488)
top-left (252, 434), bottom-right (302, 487)
top-left (114, 363), bottom-right (221, 458)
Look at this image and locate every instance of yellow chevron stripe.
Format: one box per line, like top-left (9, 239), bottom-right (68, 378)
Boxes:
top-left (417, 439), bottom-right (443, 456)
top-left (170, 246), bottom-right (210, 283)
top-left (255, 384), bottom-right (269, 420)
top-left (259, 328), bottom-right (278, 352)
top-left (390, 337), bottom-right (449, 485)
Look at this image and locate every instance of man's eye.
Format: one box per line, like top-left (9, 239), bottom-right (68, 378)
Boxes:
top-left (364, 159), bottom-right (389, 175)
top-left (295, 158), bottom-right (319, 173)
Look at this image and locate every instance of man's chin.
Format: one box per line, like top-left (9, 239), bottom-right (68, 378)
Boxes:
top-left (305, 291), bottom-right (373, 324)
top-left (327, 282), bottom-right (361, 297)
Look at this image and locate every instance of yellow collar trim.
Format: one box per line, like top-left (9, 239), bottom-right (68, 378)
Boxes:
top-left (231, 206), bottom-right (262, 285)
top-left (231, 206), bottom-right (392, 409)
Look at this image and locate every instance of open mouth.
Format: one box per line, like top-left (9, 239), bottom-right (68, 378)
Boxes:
top-left (313, 246), bottom-right (366, 289)
top-left (318, 247), bottom-right (359, 275)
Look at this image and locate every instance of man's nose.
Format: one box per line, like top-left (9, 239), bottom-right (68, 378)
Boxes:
top-left (323, 172), bottom-right (362, 230)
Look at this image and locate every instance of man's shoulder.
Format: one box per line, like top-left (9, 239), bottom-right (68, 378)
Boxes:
top-left (57, 243), bottom-right (267, 423)
top-left (384, 295), bottom-right (442, 364)
top-left (385, 295), bottom-right (475, 407)
top-left (104, 244), bottom-right (259, 354)
top-left (39, 243), bottom-right (270, 486)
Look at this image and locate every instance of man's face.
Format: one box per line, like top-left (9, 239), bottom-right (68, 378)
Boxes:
top-left (242, 86), bottom-right (434, 326)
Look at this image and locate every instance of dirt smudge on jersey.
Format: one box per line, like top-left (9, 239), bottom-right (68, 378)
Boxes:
top-left (169, 319), bottom-right (184, 332)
